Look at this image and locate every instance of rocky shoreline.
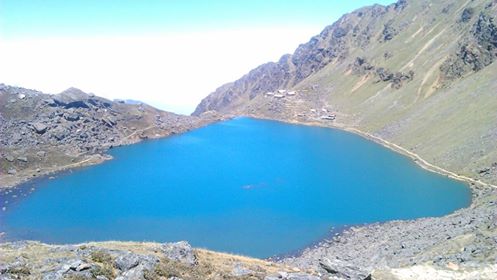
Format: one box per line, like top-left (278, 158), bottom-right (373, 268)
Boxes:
top-left (246, 115), bottom-right (497, 279)
top-left (0, 240), bottom-right (322, 280)
top-left (1, 84), bottom-right (496, 279)
top-left (0, 85), bottom-right (226, 192)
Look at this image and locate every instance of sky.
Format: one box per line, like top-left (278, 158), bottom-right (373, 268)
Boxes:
top-left (0, 0), bottom-right (394, 114)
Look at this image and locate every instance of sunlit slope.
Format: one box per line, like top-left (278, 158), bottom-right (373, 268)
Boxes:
top-left (194, 0), bottom-right (497, 184)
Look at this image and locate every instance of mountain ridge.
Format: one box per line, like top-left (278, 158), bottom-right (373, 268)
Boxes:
top-left (0, 84), bottom-right (223, 188)
top-left (193, 0), bottom-right (497, 187)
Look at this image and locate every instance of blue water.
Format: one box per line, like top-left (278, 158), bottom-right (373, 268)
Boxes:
top-left (0, 118), bottom-right (471, 258)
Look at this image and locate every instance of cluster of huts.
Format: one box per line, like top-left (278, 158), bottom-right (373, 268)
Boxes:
top-left (265, 89), bottom-right (297, 98)
top-left (310, 108), bottom-right (336, 121)
top-left (265, 89), bottom-right (336, 121)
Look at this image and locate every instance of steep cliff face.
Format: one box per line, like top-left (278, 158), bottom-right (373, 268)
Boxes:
top-left (194, 0), bottom-right (497, 185)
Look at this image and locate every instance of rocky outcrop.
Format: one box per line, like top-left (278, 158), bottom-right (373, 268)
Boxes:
top-left (161, 241), bottom-right (197, 266)
top-left (0, 241), bottom-right (321, 280)
top-left (441, 11), bottom-right (497, 81)
top-left (0, 84), bottom-right (223, 188)
top-left (192, 1), bottom-right (410, 115)
top-left (460, 7), bottom-right (475, 23)
top-left (351, 57), bottom-right (414, 89)
top-left (52, 87), bottom-right (112, 109)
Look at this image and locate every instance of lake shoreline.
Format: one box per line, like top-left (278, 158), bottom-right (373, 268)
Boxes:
top-left (0, 115), bottom-right (229, 192)
top-left (241, 115), bottom-right (495, 278)
top-left (1, 114), bottom-right (495, 279)
top-left (248, 114), bottom-right (496, 193)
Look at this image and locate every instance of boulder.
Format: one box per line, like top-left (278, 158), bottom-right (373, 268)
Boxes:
top-left (51, 127), bottom-right (69, 141)
top-left (161, 241), bottom-right (197, 265)
top-left (32, 123), bottom-right (48, 134)
top-left (36, 151), bottom-right (46, 158)
top-left (4, 155), bottom-right (14, 162)
top-left (102, 117), bottom-right (117, 127)
top-left (7, 168), bottom-right (17, 175)
top-left (115, 257), bottom-right (158, 280)
top-left (17, 156), bottom-right (28, 162)
top-left (64, 113), bottom-right (80, 122)
top-left (114, 253), bottom-right (140, 271)
top-left (460, 7), bottom-right (474, 23)
top-left (231, 263), bottom-right (253, 276)
top-left (43, 98), bottom-right (57, 107)
top-left (319, 258), bottom-right (369, 279)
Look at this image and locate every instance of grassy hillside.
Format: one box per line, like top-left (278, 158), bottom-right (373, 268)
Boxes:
top-left (194, 0), bottom-right (497, 186)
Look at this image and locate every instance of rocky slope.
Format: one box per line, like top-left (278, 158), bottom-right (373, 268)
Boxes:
top-left (193, 0), bottom-right (497, 278)
top-left (0, 84), bottom-right (223, 189)
top-left (0, 85), bottom-right (327, 280)
top-left (0, 241), bottom-right (321, 280)
top-left (193, 0), bottom-right (497, 186)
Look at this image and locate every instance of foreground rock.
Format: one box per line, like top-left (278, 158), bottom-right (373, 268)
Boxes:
top-left (280, 182), bottom-right (497, 279)
top-left (162, 241), bottom-right (197, 266)
top-left (0, 241), bottom-right (320, 280)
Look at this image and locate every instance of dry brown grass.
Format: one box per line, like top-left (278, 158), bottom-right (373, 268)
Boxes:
top-left (0, 241), bottom-right (310, 280)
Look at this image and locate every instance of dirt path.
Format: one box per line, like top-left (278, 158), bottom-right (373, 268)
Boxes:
top-left (251, 115), bottom-right (497, 191)
top-left (121, 125), bottom-right (157, 141)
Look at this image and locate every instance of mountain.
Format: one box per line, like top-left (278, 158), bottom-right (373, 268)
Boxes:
top-left (194, 0), bottom-right (497, 186)
top-left (0, 84), bottom-right (222, 188)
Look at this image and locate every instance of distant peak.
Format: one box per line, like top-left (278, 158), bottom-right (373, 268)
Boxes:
top-left (59, 87), bottom-right (87, 95)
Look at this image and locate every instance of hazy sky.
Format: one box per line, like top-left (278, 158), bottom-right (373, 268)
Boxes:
top-left (0, 0), bottom-right (393, 114)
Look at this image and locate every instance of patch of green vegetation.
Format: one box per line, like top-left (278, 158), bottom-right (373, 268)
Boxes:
top-left (6, 265), bottom-right (31, 277)
top-left (90, 264), bottom-right (115, 279)
top-left (0, 161), bottom-right (10, 172)
top-left (145, 260), bottom-right (185, 279)
top-left (88, 250), bottom-right (115, 279)
top-left (144, 258), bottom-right (260, 280)
top-left (90, 250), bottom-right (112, 264)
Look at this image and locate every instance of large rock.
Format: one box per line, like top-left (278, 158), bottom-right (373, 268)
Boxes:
top-left (231, 263), bottom-right (253, 277)
top-left (51, 127), bottom-right (69, 141)
top-left (4, 155), bottom-right (14, 162)
top-left (102, 117), bottom-right (117, 127)
top-left (64, 113), bottom-right (80, 122)
top-left (114, 253), bottom-right (141, 271)
top-left (32, 123), bottom-right (48, 134)
top-left (319, 258), bottom-right (369, 279)
top-left (161, 241), bottom-right (197, 265)
top-left (115, 255), bottom-right (158, 280)
top-left (36, 151), bottom-right (46, 158)
top-left (17, 156), bottom-right (28, 162)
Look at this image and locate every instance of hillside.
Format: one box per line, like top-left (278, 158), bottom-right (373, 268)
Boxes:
top-left (192, 0), bottom-right (497, 278)
top-left (0, 84), bottom-right (223, 188)
top-left (193, 0), bottom-right (497, 186)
